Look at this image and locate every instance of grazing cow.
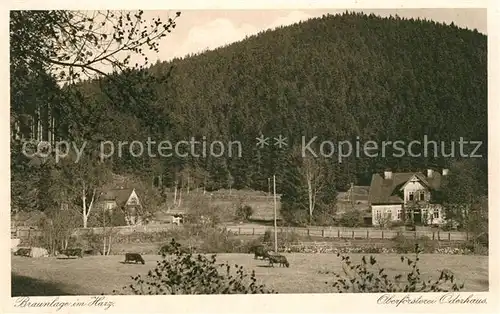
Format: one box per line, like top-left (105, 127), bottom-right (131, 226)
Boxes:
top-left (14, 248), bottom-right (31, 257)
top-left (268, 254), bottom-right (289, 268)
top-left (251, 245), bottom-right (270, 260)
top-left (124, 253), bottom-right (145, 264)
top-left (61, 248), bottom-right (83, 258)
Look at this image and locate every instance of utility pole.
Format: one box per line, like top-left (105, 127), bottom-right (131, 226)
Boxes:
top-left (273, 175), bottom-right (278, 253)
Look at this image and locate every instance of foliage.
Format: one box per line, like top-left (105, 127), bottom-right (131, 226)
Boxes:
top-left (235, 204), bottom-right (254, 221)
top-left (338, 210), bottom-right (365, 227)
top-left (391, 235), bottom-right (437, 254)
top-left (114, 239), bottom-right (276, 294)
top-left (10, 10), bottom-right (181, 82)
top-left (328, 244), bottom-right (465, 292)
top-left (439, 160), bottom-right (488, 227)
top-left (37, 208), bottom-right (80, 255)
top-left (280, 147), bottom-right (337, 225)
top-left (262, 229), bottom-right (301, 247)
top-left (10, 10), bottom-right (181, 217)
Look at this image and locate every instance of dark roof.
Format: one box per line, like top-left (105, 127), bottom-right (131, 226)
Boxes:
top-left (369, 171), bottom-right (444, 205)
top-left (98, 188), bottom-right (137, 207)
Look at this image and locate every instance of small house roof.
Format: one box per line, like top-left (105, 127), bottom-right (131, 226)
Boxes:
top-left (98, 188), bottom-right (137, 207)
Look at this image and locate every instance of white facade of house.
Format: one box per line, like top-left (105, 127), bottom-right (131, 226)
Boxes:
top-left (126, 189), bottom-right (141, 206)
top-left (401, 177), bottom-right (429, 203)
top-left (371, 202), bottom-right (444, 226)
top-left (372, 204), bottom-right (402, 225)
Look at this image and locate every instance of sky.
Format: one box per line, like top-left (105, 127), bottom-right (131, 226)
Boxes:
top-left (141, 8), bottom-right (487, 63)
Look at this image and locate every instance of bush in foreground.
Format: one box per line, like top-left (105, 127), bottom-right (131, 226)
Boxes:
top-left (392, 234), bottom-right (437, 253)
top-left (114, 239), bottom-right (275, 295)
top-left (326, 244), bottom-right (465, 293)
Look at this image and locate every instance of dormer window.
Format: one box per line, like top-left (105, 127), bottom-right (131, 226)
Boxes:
top-left (420, 191), bottom-right (425, 201)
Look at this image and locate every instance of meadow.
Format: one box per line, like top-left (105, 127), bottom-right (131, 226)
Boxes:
top-left (11, 253), bottom-right (488, 296)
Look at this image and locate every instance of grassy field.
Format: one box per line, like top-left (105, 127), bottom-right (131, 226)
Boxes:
top-left (12, 253), bottom-right (488, 296)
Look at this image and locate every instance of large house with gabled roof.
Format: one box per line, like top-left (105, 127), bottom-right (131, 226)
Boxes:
top-left (368, 168), bottom-right (449, 226)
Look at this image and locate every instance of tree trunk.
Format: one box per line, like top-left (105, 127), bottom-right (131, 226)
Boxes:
top-left (106, 234), bottom-right (112, 255)
top-left (82, 185), bottom-right (87, 228)
top-left (173, 182), bottom-right (178, 205)
top-left (307, 177), bottom-right (313, 223)
top-left (178, 188), bottom-right (182, 208)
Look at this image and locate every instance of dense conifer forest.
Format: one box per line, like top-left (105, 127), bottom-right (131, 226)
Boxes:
top-left (11, 12), bottom-right (487, 222)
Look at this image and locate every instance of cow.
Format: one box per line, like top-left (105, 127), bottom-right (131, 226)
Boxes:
top-left (268, 254), bottom-right (290, 268)
top-left (250, 244), bottom-right (270, 260)
top-left (124, 253), bottom-right (145, 264)
top-left (14, 248), bottom-right (31, 257)
top-left (60, 248), bottom-right (83, 258)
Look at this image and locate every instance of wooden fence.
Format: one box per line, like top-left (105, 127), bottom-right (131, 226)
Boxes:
top-left (224, 226), bottom-right (470, 242)
top-left (12, 224), bottom-right (470, 242)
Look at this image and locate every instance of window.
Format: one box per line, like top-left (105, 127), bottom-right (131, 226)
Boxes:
top-left (375, 209), bottom-right (381, 220)
top-left (420, 191), bottom-right (425, 201)
top-left (433, 209), bottom-right (440, 219)
top-left (129, 197), bottom-right (138, 205)
top-left (385, 209), bottom-right (392, 220)
top-left (408, 192), bottom-right (414, 201)
top-left (397, 208), bottom-right (402, 220)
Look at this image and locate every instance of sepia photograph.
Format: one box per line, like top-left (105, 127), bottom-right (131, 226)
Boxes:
top-left (6, 2), bottom-right (495, 312)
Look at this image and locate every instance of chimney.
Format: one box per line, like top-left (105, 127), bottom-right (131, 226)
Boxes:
top-left (427, 169), bottom-right (434, 178)
top-left (384, 170), bottom-right (392, 179)
top-left (442, 168), bottom-right (450, 176)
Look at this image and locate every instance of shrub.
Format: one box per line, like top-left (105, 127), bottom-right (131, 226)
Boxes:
top-left (262, 229), bottom-right (300, 245)
top-left (114, 239), bottom-right (276, 294)
top-left (390, 221), bottom-right (405, 229)
top-left (235, 205), bottom-right (254, 221)
top-left (199, 228), bottom-right (244, 253)
top-left (392, 234), bottom-right (437, 253)
top-left (460, 240), bottom-right (488, 256)
top-left (327, 244), bottom-right (465, 292)
top-left (338, 210), bottom-right (364, 227)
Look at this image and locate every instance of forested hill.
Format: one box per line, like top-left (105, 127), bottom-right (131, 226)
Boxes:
top-left (69, 12), bottom-right (488, 192)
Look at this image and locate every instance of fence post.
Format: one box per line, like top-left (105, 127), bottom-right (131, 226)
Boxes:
top-left (381, 231), bottom-right (384, 239)
top-left (337, 229), bottom-right (340, 238)
top-left (307, 229), bottom-right (310, 236)
top-left (322, 229), bottom-right (324, 237)
top-left (414, 231), bottom-right (417, 239)
top-left (252, 228), bottom-right (255, 236)
top-left (238, 227), bottom-right (241, 235)
top-left (432, 232), bottom-right (435, 240)
top-left (352, 230), bottom-right (355, 239)
top-left (366, 230), bottom-right (369, 239)
top-left (437, 231), bottom-right (440, 241)
top-left (466, 231), bottom-right (469, 241)
top-left (448, 232), bottom-right (451, 241)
